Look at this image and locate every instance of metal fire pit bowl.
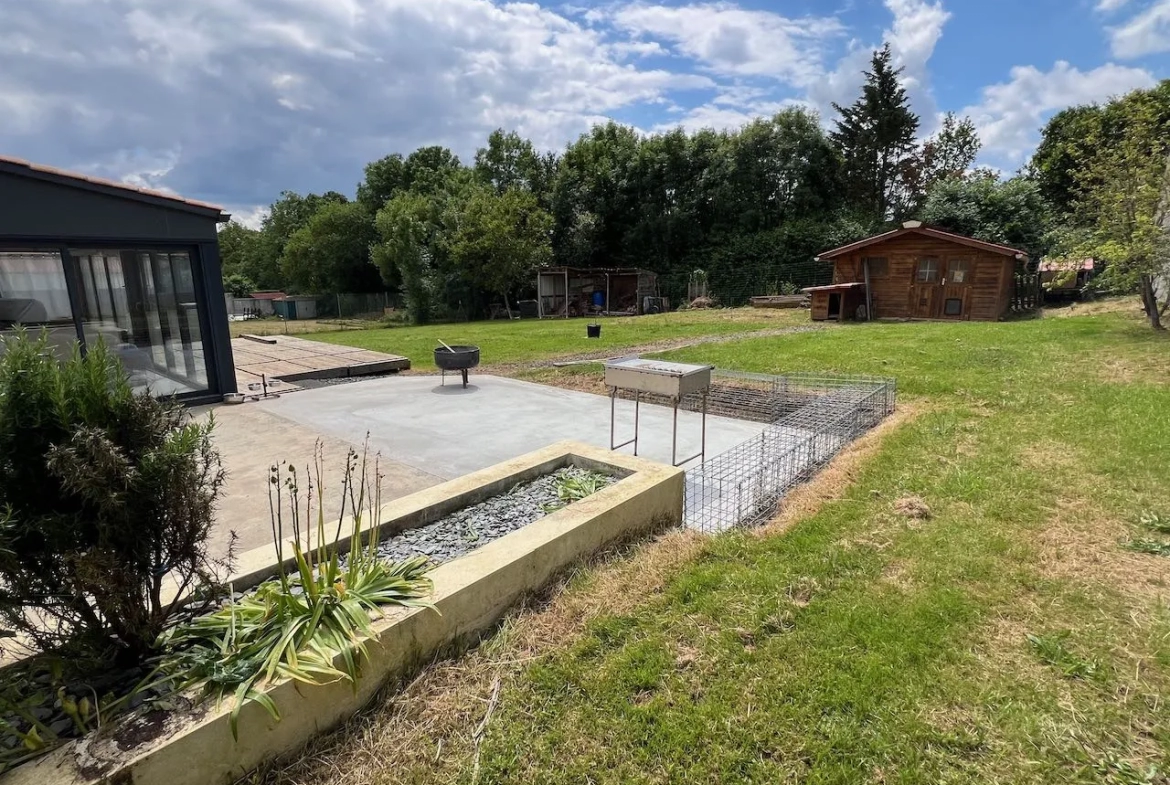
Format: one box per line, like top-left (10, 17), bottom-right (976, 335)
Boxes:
top-left (434, 345), bottom-right (481, 388)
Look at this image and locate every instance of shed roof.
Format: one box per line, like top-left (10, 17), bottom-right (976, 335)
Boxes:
top-left (1038, 258), bottom-right (1094, 272)
top-left (803, 282), bottom-right (868, 293)
top-left (816, 222), bottom-right (1027, 261)
top-left (0, 155), bottom-right (230, 220)
top-left (538, 266), bottom-right (654, 276)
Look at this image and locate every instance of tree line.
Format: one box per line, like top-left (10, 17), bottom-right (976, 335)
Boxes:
top-left (220, 46), bottom-right (1170, 328)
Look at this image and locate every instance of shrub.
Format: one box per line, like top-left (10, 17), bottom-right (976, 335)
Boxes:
top-left (159, 446), bottom-right (434, 736)
top-left (0, 331), bottom-right (226, 664)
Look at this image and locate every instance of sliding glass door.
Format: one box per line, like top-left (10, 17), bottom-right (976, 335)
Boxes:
top-left (71, 249), bottom-right (210, 396)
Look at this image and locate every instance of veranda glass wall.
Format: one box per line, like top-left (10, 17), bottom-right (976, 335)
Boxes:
top-left (0, 246), bottom-right (211, 397)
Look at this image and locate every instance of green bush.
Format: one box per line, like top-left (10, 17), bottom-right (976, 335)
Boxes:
top-left (0, 331), bottom-right (226, 664)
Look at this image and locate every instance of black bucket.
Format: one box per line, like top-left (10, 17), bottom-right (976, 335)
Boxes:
top-left (586, 323), bottom-right (601, 339)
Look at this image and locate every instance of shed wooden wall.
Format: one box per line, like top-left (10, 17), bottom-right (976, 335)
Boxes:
top-left (829, 234), bottom-right (1015, 321)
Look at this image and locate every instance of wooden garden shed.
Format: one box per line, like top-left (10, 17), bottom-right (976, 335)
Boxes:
top-left (807, 222), bottom-right (1028, 322)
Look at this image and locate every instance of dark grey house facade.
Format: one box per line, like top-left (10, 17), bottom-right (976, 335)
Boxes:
top-left (0, 155), bottom-right (236, 403)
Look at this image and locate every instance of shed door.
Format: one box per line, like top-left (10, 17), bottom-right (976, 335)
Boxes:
top-left (938, 258), bottom-right (973, 320)
top-left (909, 256), bottom-right (940, 318)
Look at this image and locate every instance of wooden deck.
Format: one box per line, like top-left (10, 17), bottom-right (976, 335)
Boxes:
top-left (231, 335), bottom-right (410, 394)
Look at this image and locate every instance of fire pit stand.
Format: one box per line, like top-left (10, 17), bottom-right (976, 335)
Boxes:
top-left (434, 345), bottom-right (481, 389)
top-left (603, 358), bottom-right (713, 466)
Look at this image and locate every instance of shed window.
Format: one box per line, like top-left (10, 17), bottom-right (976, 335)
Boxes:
top-left (916, 257), bottom-right (940, 283)
top-left (944, 298), bottom-right (963, 316)
top-left (864, 257), bottom-right (888, 278)
top-left (947, 259), bottom-right (971, 284)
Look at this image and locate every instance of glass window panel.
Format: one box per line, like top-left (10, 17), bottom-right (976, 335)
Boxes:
top-left (864, 257), bottom-right (888, 277)
top-left (944, 297), bottom-right (963, 316)
top-left (0, 249), bottom-right (77, 360)
top-left (71, 248), bottom-right (209, 396)
top-left (916, 257), bottom-right (940, 283)
top-left (947, 259), bottom-right (971, 284)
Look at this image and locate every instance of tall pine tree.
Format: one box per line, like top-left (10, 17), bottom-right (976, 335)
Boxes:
top-left (831, 45), bottom-right (919, 224)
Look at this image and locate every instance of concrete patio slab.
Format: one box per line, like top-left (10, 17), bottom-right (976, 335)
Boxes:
top-left (257, 374), bottom-right (769, 481)
top-left (194, 404), bottom-right (444, 560)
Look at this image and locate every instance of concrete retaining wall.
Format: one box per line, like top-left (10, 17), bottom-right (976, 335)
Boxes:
top-left (6, 441), bottom-right (683, 785)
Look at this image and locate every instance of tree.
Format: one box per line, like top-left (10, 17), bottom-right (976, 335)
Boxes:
top-left (218, 221), bottom-right (266, 289)
top-left (831, 45), bottom-right (920, 223)
top-left (222, 272), bottom-right (256, 298)
top-left (403, 146), bottom-right (463, 197)
top-left (921, 174), bottom-right (1051, 259)
top-left (1071, 122), bottom-right (1170, 329)
top-left (373, 192), bottom-right (446, 323)
top-left (552, 122), bottom-right (643, 266)
top-left (449, 186), bottom-right (553, 314)
top-left (475, 130), bottom-right (544, 194)
top-left (357, 154), bottom-right (410, 213)
top-left (899, 113), bottom-right (981, 215)
top-left (1028, 105), bottom-right (1104, 217)
top-left (280, 201), bottom-right (380, 294)
top-left (254, 190), bottom-right (349, 290)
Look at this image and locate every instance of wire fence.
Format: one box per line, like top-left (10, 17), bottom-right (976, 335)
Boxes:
top-left (684, 371), bottom-right (896, 533)
top-left (226, 292), bottom-right (403, 332)
top-left (660, 261), bottom-right (832, 309)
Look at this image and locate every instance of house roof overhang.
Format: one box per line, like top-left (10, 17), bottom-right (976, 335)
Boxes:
top-left (0, 155), bottom-right (230, 222)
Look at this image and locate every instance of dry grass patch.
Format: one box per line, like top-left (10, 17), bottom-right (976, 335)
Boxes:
top-left (1042, 297), bottom-right (1141, 319)
top-left (254, 528), bottom-right (706, 785)
top-left (759, 403), bottom-right (925, 537)
top-left (1093, 352), bottom-right (1170, 387)
top-left (879, 560), bottom-right (916, 592)
top-left (894, 496), bottom-right (932, 520)
top-left (1019, 439), bottom-right (1085, 475)
top-left (1036, 497), bottom-right (1170, 605)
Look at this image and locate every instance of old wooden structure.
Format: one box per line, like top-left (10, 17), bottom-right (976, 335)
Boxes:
top-left (536, 267), bottom-right (660, 317)
top-left (806, 222), bottom-right (1028, 322)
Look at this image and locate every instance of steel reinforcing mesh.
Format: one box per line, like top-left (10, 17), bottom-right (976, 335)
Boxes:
top-left (684, 372), bottom-right (896, 532)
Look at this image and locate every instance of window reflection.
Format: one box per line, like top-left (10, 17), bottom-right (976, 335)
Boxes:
top-left (72, 250), bottom-right (208, 396)
top-left (0, 249), bottom-right (77, 360)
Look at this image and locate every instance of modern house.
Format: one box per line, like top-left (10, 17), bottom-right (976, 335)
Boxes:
top-left (806, 221), bottom-right (1029, 322)
top-left (0, 155), bottom-right (235, 403)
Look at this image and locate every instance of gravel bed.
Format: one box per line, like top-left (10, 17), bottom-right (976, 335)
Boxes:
top-left (352, 467), bottom-right (616, 567)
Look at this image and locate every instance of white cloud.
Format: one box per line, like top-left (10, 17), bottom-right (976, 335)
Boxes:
top-left (224, 205), bottom-right (271, 230)
top-left (962, 60), bottom-right (1155, 166)
top-left (1108, 0), bottom-right (1170, 57)
top-left (0, 0), bottom-right (711, 211)
top-left (642, 0), bottom-right (949, 136)
top-left (1097, 0), bottom-right (1133, 12)
top-left (608, 3), bottom-right (845, 86)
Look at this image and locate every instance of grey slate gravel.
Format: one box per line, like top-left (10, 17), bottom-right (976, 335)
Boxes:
top-left (348, 467), bottom-right (616, 568)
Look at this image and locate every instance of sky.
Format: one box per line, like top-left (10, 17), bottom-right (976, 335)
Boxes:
top-left (2, 0), bottom-right (1168, 225)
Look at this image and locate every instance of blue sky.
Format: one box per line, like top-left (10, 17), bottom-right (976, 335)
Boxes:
top-left (1, 0), bottom-right (1167, 224)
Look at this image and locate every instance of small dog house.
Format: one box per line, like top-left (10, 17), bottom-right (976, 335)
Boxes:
top-left (808, 222), bottom-right (1028, 322)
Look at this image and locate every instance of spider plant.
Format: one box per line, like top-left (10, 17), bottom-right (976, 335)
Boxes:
top-left (159, 442), bottom-right (434, 737)
top-left (542, 470), bottom-right (612, 513)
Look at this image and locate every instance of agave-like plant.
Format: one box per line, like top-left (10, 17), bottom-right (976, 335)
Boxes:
top-left (159, 442), bottom-right (434, 736)
top-left (542, 470), bottom-right (612, 513)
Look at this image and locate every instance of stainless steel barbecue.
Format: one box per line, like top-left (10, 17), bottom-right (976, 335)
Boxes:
top-left (603, 358), bottom-right (713, 466)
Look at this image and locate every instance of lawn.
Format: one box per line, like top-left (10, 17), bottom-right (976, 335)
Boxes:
top-left (297, 308), bottom-right (808, 372)
top-left (264, 305), bottom-right (1170, 785)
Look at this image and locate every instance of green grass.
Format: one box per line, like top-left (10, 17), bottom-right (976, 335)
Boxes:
top-left (301, 308), bottom-right (804, 371)
top-left (462, 311), bottom-right (1170, 784)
